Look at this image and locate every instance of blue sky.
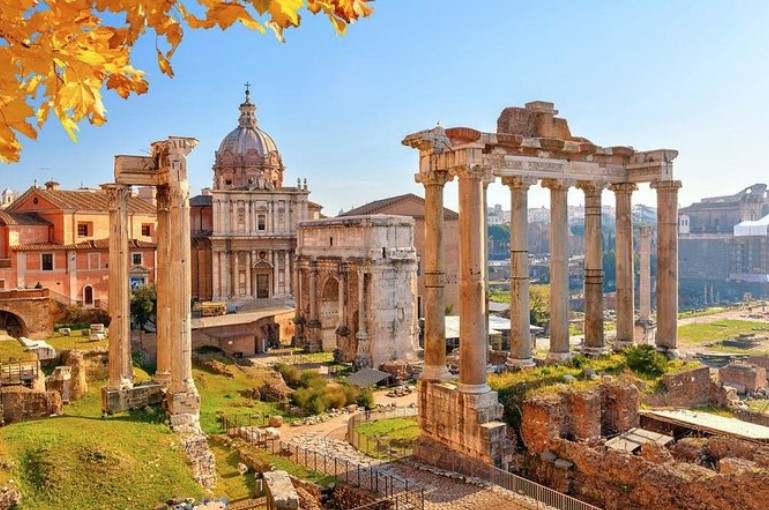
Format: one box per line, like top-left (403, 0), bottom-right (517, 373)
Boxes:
top-left (6, 1), bottom-right (769, 214)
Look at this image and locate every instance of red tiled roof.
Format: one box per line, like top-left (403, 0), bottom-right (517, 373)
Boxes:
top-left (13, 239), bottom-right (156, 251)
top-left (339, 193), bottom-right (459, 220)
top-left (14, 188), bottom-right (157, 215)
top-left (0, 210), bottom-right (51, 226)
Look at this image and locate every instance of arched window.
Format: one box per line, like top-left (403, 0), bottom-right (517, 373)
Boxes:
top-left (83, 285), bottom-right (94, 307)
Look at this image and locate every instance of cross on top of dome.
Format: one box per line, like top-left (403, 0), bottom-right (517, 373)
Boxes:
top-left (238, 83), bottom-right (257, 128)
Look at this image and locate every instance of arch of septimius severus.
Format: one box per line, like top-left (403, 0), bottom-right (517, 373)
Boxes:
top-left (403, 101), bottom-right (680, 469)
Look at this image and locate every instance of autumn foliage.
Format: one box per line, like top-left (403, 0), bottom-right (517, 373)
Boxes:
top-left (0, 0), bottom-right (374, 163)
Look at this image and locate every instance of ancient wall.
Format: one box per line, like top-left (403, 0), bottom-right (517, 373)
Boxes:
top-left (1, 386), bottom-right (62, 424)
top-left (719, 362), bottom-right (767, 393)
top-left (644, 366), bottom-right (719, 408)
top-left (547, 438), bottom-right (769, 510)
top-left (520, 382), bottom-right (640, 453)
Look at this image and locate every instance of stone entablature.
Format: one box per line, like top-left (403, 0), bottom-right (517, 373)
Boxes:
top-left (403, 101), bottom-right (681, 471)
top-left (294, 215), bottom-right (419, 367)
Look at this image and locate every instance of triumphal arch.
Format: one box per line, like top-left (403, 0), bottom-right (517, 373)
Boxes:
top-left (403, 101), bottom-right (681, 469)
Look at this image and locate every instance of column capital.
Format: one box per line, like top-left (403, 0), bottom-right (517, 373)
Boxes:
top-left (453, 164), bottom-right (486, 180)
top-left (609, 182), bottom-right (638, 194)
top-left (415, 169), bottom-right (452, 187)
top-left (576, 180), bottom-right (606, 195)
top-left (482, 168), bottom-right (496, 187)
top-left (501, 176), bottom-right (538, 189)
top-left (650, 179), bottom-right (682, 191)
top-left (101, 183), bottom-right (131, 207)
top-left (541, 178), bottom-right (574, 191)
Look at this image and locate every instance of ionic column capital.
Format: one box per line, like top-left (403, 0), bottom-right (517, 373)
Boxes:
top-left (541, 178), bottom-right (574, 191)
top-left (502, 176), bottom-right (538, 189)
top-left (576, 180), bottom-right (606, 195)
top-left (609, 182), bottom-right (638, 195)
top-left (415, 169), bottom-right (452, 187)
top-left (650, 179), bottom-right (683, 192)
top-left (453, 164), bottom-right (486, 181)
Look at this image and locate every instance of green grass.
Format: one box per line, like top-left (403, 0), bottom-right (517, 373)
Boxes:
top-left (678, 320), bottom-right (769, 345)
top-left (0, 381), bottom-right (204, 510)
top-left (678, 307), bottom-right (726, 319)
top-left (194, 354), bottom-right (284, 434)
top-left (353, 417), bottom-right (420, 459)
top-left (209, 443), bottom-right (259, 502)
top-left (262, 350), bottom-right (335, 366)
top-left (46, 332), bottom-right (108, 352)
top-left (0, 338), bottom-right (34, 363)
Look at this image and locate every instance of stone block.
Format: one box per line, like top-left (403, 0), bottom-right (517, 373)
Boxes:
top-left (567, 391), bottom-right (601, 441)
top-left (1, 386), bottom-right (62, 424)
top-left (101, 382), bottom-right (164, 414)
top-left (263, 471), bottom-right (300, 510)
top-left (719, 362), bottom-right (767, 393)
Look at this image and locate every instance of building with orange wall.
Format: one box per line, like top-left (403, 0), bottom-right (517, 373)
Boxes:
top-left (0, 181), bottom-right (157, 310)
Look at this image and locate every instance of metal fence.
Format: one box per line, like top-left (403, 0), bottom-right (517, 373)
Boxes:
top-left (221, 414), bottom-right (424, 510)
top-left (434, 449), bottom-right (602, 510)
top-left (347, 407), bottom-right (419, 461)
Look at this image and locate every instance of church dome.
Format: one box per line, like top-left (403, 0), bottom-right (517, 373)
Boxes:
top-left (216, 89), bottom-right (279, 157)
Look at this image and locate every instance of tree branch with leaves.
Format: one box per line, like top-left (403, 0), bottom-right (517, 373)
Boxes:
top-left (0, 0), bottom-right (373, 163)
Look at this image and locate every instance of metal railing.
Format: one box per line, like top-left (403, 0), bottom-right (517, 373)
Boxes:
top-left (347, 407), bottom-right (419, 461)
top-left (0, 361), bottom-right (39, 386)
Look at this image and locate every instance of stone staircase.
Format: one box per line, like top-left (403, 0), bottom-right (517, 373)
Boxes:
top-left (230, 297), bottom-right (293, 314)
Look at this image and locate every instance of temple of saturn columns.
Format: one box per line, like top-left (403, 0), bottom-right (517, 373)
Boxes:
top-left (403, 101), bottom-right (681, 469)
top-left (102, 136), bottom-right (202, 432)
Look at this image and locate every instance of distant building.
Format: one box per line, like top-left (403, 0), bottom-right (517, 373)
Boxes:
top-left (189, 89), bottom-right (322, 303)
top-left (679, 184), bottom-right (769, 305)
top-left (0, 181), bottom-right (157, 337)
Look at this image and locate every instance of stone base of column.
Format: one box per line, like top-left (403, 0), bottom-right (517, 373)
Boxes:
top-left (457, 382), bottom-right (491, 394)
top-left (613, 340), bottom-right (635, 351)
top-left (106, 378), bottom-right (133, 391)
top-left (416, 380), bottom-right (512, 470)
top-left (505, 357), bottom-right (536, 370)
top-left (655, 346), bottom-right (681, 359)
top-left (546, 351), bottom-right (573, 364)
top-left (581, 345), bottom-right (609, 357)
top-left (167, 390), bottom-right (202, 433)
top-left (420, 364), bottom-right (452, 382)
top-left (634, 320), bottom-right (656, 344)
top-left (153, 371), bottom-right (172, 387)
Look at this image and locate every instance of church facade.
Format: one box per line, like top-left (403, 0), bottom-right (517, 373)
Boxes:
top-left (191, 89), bottom-right (322, 302)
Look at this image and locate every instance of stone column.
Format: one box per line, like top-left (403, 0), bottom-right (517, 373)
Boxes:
top-left (612, 183), bottom-right (637, 348)
top-left (273, 251), bottom-right (279, 297)
top-left (104, 184), bottom-right (133, 390)
top-left (415, 170), bottom-right (452, 381)
top-left (284, 250), bottom-right (291, 296)
top-left (503, 177), bottom-right (536, 369)
top-left (355, 267), bottom-right (371, 367)
top-left (154, 185), bottom-right (171, 386)
top-left (233, 251), bottom-right (240, 297)
top-left (578, 181), bottom-right (605, 356)
top-left (639, 226), bottom-right (652, 322)
top-left (457, 165), bottom-right (490, 394)
top-left (212, 251), bottom-right (220, 300)
top-left (652, 180), bottom-right (682, 355)
top-left (245, 251), bottom-right (252, 297)
top-left (542, 179), bottom-right (572, 362)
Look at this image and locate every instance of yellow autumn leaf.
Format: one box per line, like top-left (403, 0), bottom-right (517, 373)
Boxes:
top-left (157, 49), bottom-right (175, 77)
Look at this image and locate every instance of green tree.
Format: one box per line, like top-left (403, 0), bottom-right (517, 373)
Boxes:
top-left (130, 285), bottom-right (157, 330)
top-left (529, 284), bottom-right (550, 325)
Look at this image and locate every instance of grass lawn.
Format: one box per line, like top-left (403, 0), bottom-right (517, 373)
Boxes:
top-left (46, 332), bottom-right (108, 351)
top-left (193, 354), bottom-right (284, 434)
top-left (209, 443), bottom-right (259, 502)
top-left (678, 320), bottom-right (769, 345)
top-left (0, 380), bottom-right (204, 510)
top-left (0, 338), bottom-right (34, 363)
top-left (353, 417), bottom-right (420, 459)
top-left (678, 307), bottom-right (727, 319)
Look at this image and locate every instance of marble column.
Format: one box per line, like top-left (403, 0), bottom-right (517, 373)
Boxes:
top-left (245, 251), bottom-right (252, 297)
top-left (104, 184), bottom-right (133, 390)
top-left (355, 268), bottom-right (371, 367)
top-left (284, 250), bottom-right (291, 296)
top-left (415, 170), bottom-right (452, 381)
top-left (639, 226), bottom-right (652, 322)
top-left (652, 180), bottom-right (682, 355)
top-left (612, 183), bottom-right (637, 348)
top-left (272, 251), bottom-right (279, 297)
top-left (166, 177), bottom-right (198, 399)
top-left (503, 177), bottom-right (536, 369)
top-left (578, 181), bottom-right (605, 356)
top-left (233, 251), bottom-right (240, 297)
top-left (457, 165), bottom-right (490, 394)
top-left (542, 179), bottom-right (572, 362)
top-left (212, 251), bottom-right (220, 300)
top-left (154, 185), bottom-right (171, 386)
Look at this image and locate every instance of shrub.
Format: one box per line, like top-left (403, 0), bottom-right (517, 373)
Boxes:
top-left (275, 364), bottom-right (302, 388)
top-left (569, 355), bottom-right (588, 369)
top-left (357, 388), bottom-right (375, 410)
top-left (300, 370), bottom-right (327, 390)
top-left (625, 344), bottom-right (668, 376)
top-left (342, 384), bottom-right (361, 405)
top-left (325, 387), bottom-right (347, 409)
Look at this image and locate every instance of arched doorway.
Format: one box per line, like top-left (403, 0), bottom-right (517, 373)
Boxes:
top-left (0, 310), bottom-right (25, 339)
top-left (320, 278), bottom-right (339, 351)
top-left (83, 285), bottom-right (94, 307)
